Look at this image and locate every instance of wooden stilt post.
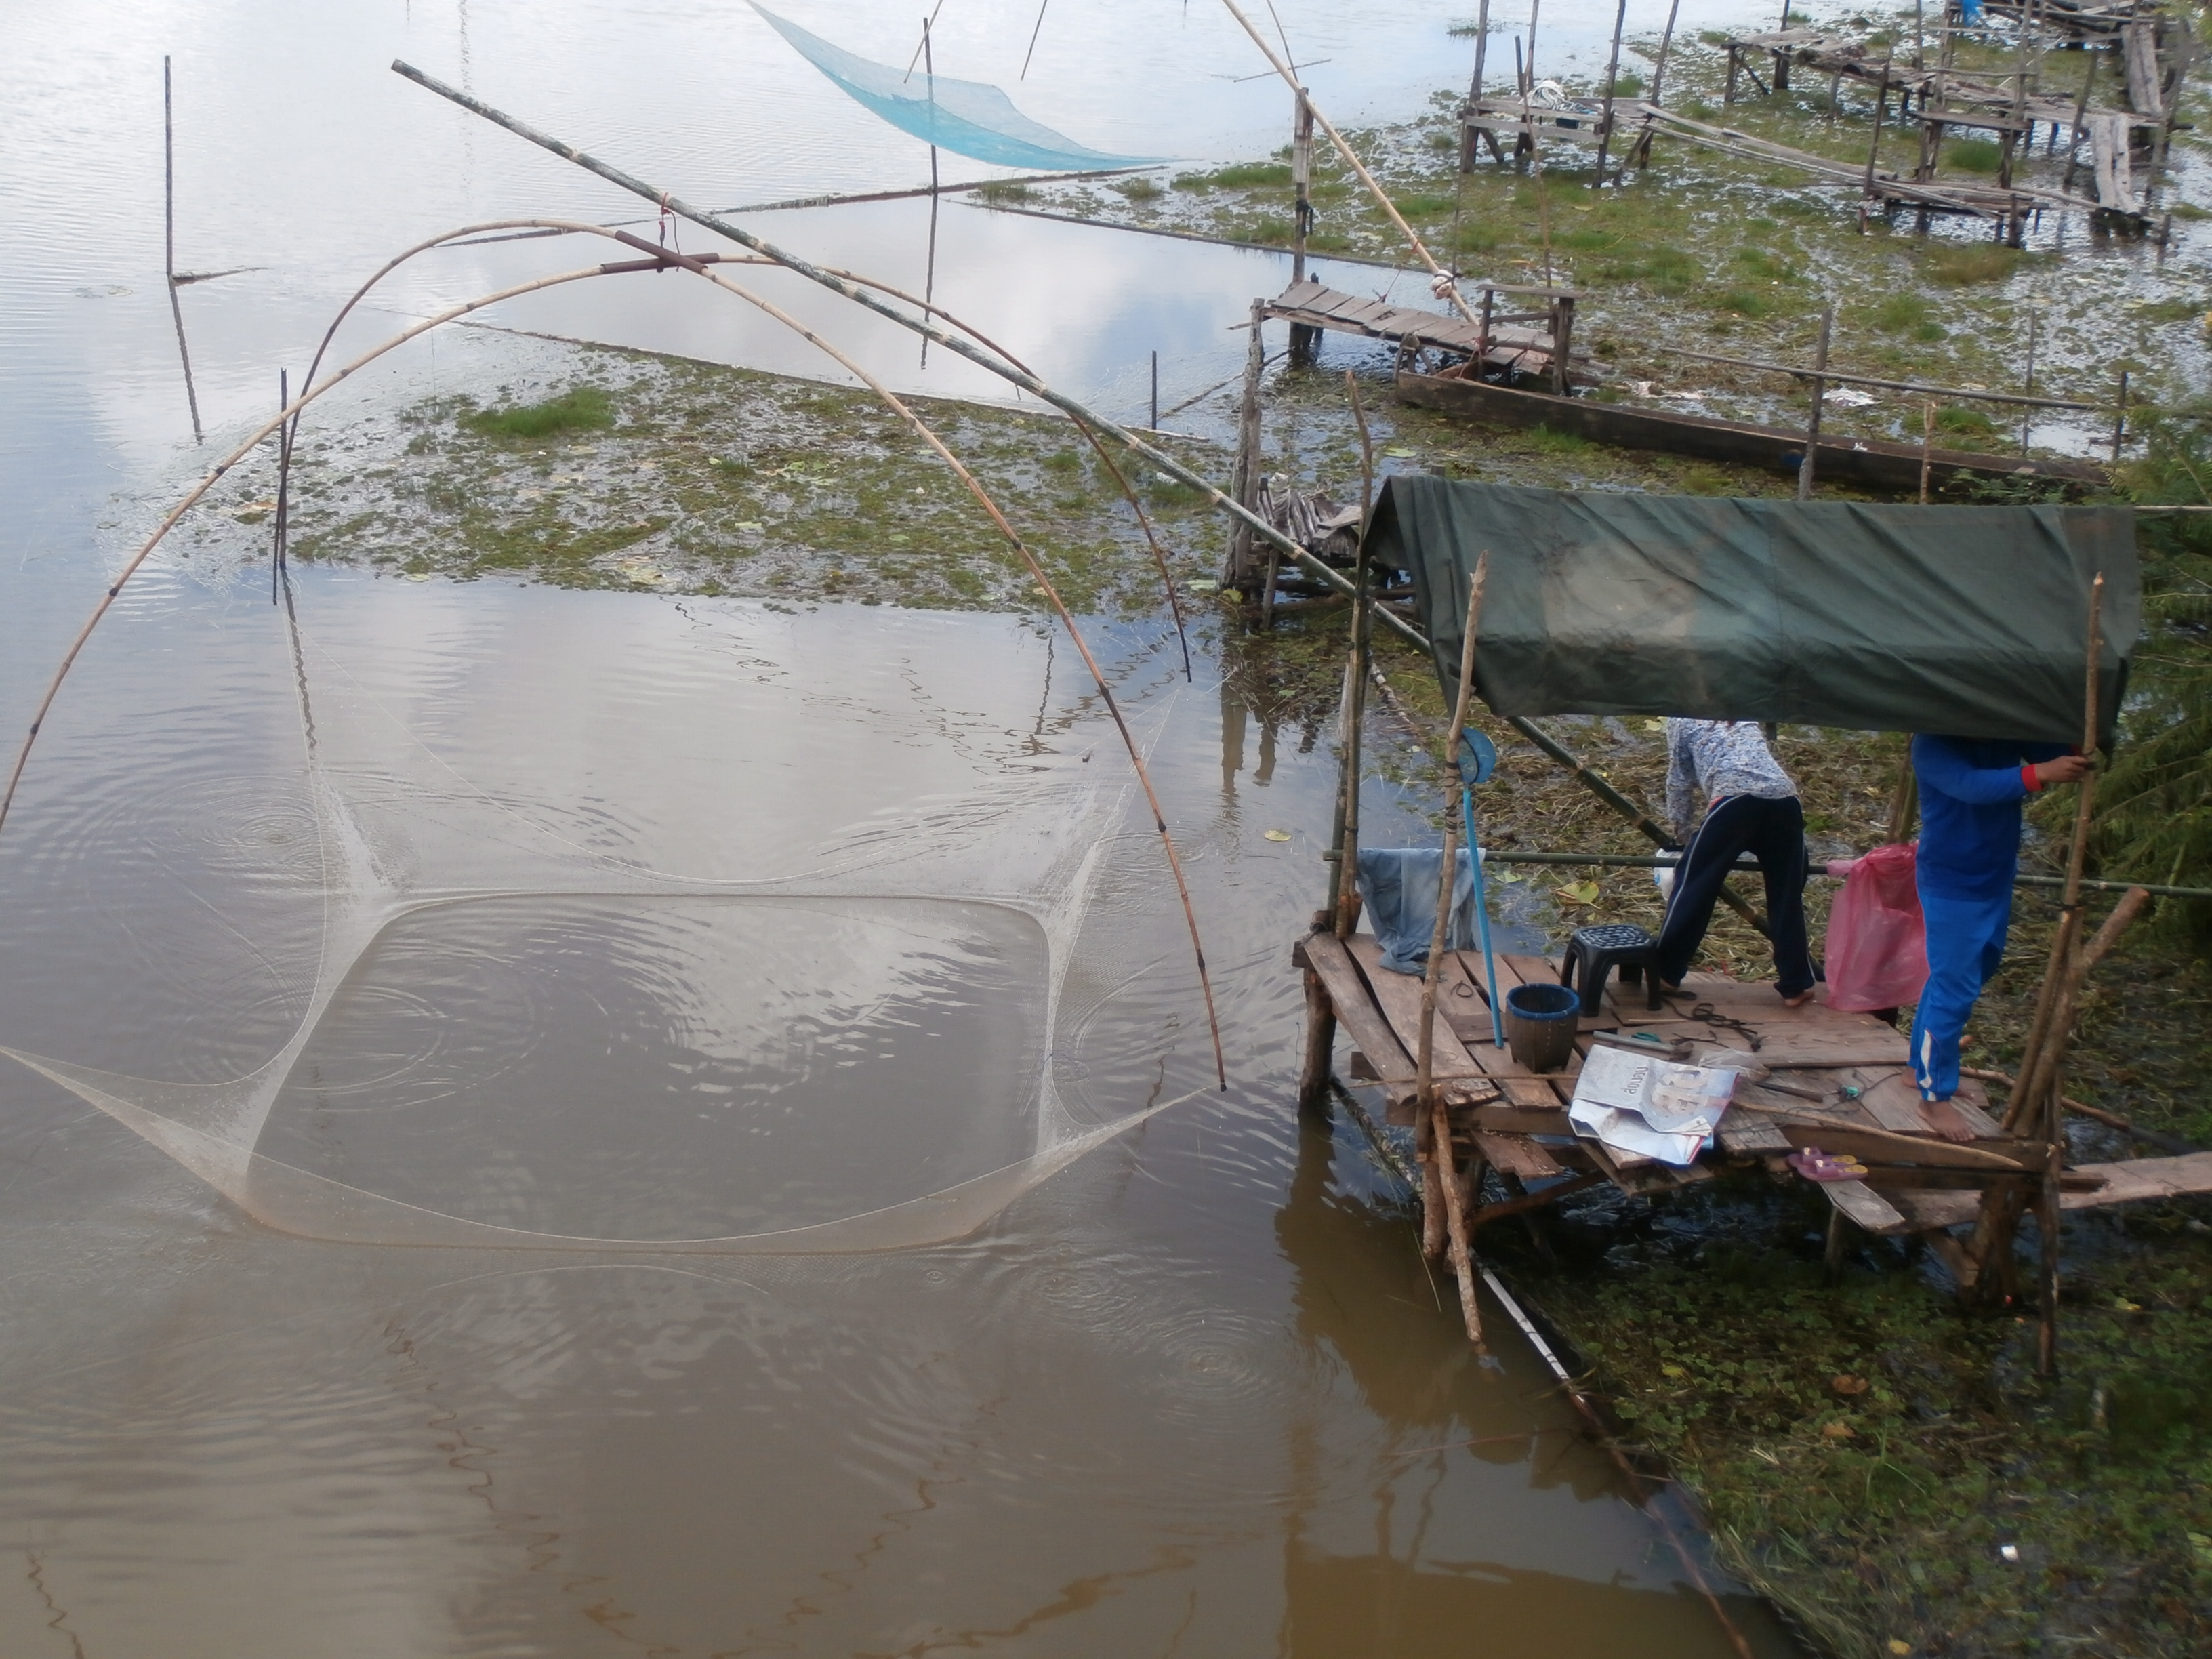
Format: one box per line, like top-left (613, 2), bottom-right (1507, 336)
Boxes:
top-left (1290, 91), bottom-right (1319, 364)
top-left (2110, 368), bottom-right (2129, 462)
top-left (1921, 398), bottom-right (1936, 504)
top-left (1591, 0), bottom-right (1629, 186)
top-left (1227, 300), bottom-right (1265, 589)
top-left (1797, 304), bottom-right (1834, 499)
top-left (1860, 63), bottom-right (1892, 228)
top-left (1635, 0), bottom-right (1683, 167)
top-left (1463, 0), bottom-right (1493, 173)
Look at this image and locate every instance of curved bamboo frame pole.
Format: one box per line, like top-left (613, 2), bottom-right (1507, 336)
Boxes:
top-left (682, 262), bottom-right (1227, 1088)
top-left (388, 63), bottom-right (1350, 634)
top-left (0, 262), bottom-right (618, 840)
top-left (3, 246), bottom-right (1230, 1088)
top-left (285, 220), bottom-right (1193, 681)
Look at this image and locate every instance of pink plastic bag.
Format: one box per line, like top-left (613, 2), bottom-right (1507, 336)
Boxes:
top-left (1823, 842), bottom-right (1927, 1012)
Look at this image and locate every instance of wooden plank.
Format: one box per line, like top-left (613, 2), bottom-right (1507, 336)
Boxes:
top-left (1345, 937), bottom-right (1487, 1078)
top-left (1467, 1102), bottom-right (1575, 1135)
top-left (2068, 1151), bottom-right (2212, 1206)
top-left (1297, 933), bottom-right (1415, 1082)
top-left (1473, 1131), bottom-right (1565, 1179)
top-left (1822, 1179), bottom-right (1912, 1236)
top-left (1719, 1115), bottom-right (1793, 1155)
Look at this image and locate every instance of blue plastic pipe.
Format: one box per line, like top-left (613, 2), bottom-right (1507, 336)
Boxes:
top-left (1461, 786), bottom-right (1506, 1049)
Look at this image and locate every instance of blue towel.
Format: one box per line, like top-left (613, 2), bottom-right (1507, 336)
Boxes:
top-left (1356, 848), bottom-right (1478, 975)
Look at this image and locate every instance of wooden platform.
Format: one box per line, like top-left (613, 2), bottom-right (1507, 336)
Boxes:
top-left (1393, 368), bottom-right (2110, 493)
top-left (1298, 926), bottom-right (2212, 1245)
top-left (1263, 280), bottom-right (1579, 383)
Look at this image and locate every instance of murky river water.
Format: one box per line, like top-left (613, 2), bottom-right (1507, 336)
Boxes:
top-left (0, 1), bottom-right (1820, 1652)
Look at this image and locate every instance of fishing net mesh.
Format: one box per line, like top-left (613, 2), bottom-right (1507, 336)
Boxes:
top-left (3, 585), bottom-right (1192, 1252)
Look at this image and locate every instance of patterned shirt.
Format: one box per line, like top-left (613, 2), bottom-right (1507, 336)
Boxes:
top-left (1665, 718), bottom-right (1797, 841)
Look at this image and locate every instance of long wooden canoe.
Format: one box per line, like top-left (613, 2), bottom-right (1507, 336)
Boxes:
top-left (1394, 369), bottom-right (2109, 494)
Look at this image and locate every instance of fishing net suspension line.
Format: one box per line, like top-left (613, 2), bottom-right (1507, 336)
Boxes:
top-left (386, 62), bottom-right (1357, 632)
top-left (3, 235), bottom-right (1229, 1088)
top-left (287, 218), bottom-right (1193, 684)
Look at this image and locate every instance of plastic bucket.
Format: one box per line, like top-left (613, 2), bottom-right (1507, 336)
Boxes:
top-left (1503, 983), bottom-right (1580, 1073)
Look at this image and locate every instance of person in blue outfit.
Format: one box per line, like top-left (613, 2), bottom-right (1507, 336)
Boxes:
top-left (1908, 735), bottom-right (2093, 1101)
top-left (1656, 719), bottom-right (1818, 1005)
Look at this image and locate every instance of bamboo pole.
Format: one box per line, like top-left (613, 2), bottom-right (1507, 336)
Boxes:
top-left (1637, 0), bottom-right (1685, 169)
top-left (1, 262), bottom-right (629, 840)
top-left (2005, 572), bottom-right (2107, 1132)
top-left (388, 65), bottom-right (1718, 914)
top-left (1334, 371), bottom-right (1377, 936)
top-left (3, 239), bottom-right (1235, 1094)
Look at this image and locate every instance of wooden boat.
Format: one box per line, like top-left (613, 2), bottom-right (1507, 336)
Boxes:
top-left (1394, 367), bottom-right (2110, 493)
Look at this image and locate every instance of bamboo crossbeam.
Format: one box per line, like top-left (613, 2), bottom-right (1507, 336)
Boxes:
top-left (1630, 343), bottom-right (2101, 409)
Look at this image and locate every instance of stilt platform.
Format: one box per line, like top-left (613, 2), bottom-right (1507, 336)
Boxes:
top-left (1288, 926), bottom-right (2177, 1248)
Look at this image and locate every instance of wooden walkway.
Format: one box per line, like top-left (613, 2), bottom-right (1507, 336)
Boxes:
top-left (1296, 927), bottom-right (2212, 1245)
top-left (1263, 280), bottom-right (1579, 384)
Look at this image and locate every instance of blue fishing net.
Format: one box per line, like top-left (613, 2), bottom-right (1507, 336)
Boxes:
top-left (752, 4), bottom-right (1166, 173)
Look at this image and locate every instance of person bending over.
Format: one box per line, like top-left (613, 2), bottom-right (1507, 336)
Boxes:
top-left (1909, 734), bottom-right (2092, 1102)
top-left (1656, 718), bottom-right (1817, 1006)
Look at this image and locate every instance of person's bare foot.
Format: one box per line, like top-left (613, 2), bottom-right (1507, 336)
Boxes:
top-left (1780, 989), bottom-right (1815, 1008)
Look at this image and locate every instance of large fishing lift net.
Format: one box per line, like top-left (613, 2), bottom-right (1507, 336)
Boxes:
top-left (2, 584), bottom-right (1193, 1254)
top-left (751, 5), bottom-right (1167, 173)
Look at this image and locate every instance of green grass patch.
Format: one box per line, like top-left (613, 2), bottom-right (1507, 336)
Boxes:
top-left (1716, 287), bottom-right (1774, 318)
top-left (1926, 243), bottom-right (2024, 286)
top-left (1111, 176), bottom-right (1162, 201)
top-left (1945, 136), bottom-right (2005, 173)
top-left (460, 386), bottom-right (616, 441)
top-left (1936, 404), bottom-right (1999, 439)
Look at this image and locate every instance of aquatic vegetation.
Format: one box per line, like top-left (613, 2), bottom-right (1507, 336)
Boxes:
top-left (460, 385), bottom-right (617, 441)
top-left (1925, 243), bottom-right (2024, 287)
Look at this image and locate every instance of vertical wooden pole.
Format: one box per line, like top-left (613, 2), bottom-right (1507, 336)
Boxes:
top-left (1464, 0), bottom-right (1493, 172)
top-left (1149, 350), bottom-right (1159, 430)
top-left (2110, 368), bottom-right (2129, 462)
top-left (1592, 0), bottom-right (1629, 186)
top-left (1636, 0), bottom-right (1683, 167)
top-left (1797, 304), bottom-right (1833, 499)
top-left (2020, 306), bottom-right (2038, 456)
top-left (1298, 967), bottom-right (1336, 1112)
top-left (1549, 293), bottom-right (1574, 396)
top-left (1920, 398), bottom-right (1936, 503)
top-left (1860, 63), bottom-right (1892, 226)
top-left (1227, 300), bottom-right (1265, 588)
top-left (163, 56), bottom-right (203, 446)
top-left (164, 56), bottom-right (177, 289)
top-left (1290, 93), bottom-right (1319, 363)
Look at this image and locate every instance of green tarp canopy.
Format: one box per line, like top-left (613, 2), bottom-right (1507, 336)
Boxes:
top-left (1366, 478), bottom-right (2137, 745)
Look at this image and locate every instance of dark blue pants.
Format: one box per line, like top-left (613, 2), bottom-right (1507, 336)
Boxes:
top-left (1656, 794), bottom-right (1816, 998)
